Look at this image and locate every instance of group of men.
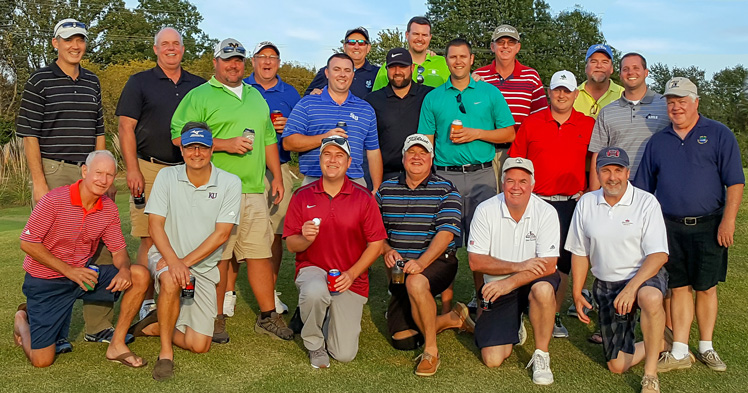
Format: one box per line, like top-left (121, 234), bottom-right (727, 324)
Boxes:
top-left (13, 16), bottom-right (743, 393)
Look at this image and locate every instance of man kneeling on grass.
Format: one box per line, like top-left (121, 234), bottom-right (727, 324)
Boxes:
top-left (14, 150), bottom-right (149, 368)
top-left (128, 123), bottom-right (241, 381)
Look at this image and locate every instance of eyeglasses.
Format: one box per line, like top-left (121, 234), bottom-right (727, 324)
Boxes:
top-left (220, 45), bottom-right (246, 55)
top-left (183, 145), bottom-right (211, 153)
top-left (254, 54), bottom-right (279, 60)
top-left (416, 66), bottom-right (425, 84)
top-left (456, 93), bottom-right (466, 114)
top-left (59, 21), bottom-right (87, 30)
top-left (345, 39), bottom-right (368, 46)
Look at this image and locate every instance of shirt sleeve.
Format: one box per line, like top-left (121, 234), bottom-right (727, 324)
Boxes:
top-left (588, 109), bottom-right (609, 153)
top-left (362, 195), bottom-right (388, 243)
top-left (371, 66), bottom-right (389, 91)
top-left (717, 124), bottom-right (746, 187)
top-left (529, 75), bottom-right (548, 114)
top-left (282, 99), bottom-right (309, 138)
top-left (94, 77), bottom-right (105, 137)
top-left (216, 174), bottom-right (242, 225)
top-left (435, 187), bottom-right (462, 237)
top-left (100, 202), bottom-right (127, 253)
top-left (16, 78), bottom-right (45, 138)
top-left (19, 192), bottom-right (56, 243)
top-left (144, 168), bottom-right (170, 218)
top-left (304, 68), bottom-right (328, 96)
top-left (490, 88), bottom-right (515, 129)
top-left (363, 106), bottom-right (379, 150)
top-left (536, 202), bottom-right (561, 258)
top-left (466, 201), bottom-right (492, 255)
top-left (115, 74), bottom-right (143, 119)
top-left (564, 196), bottom-right (590, 256)
top-left (632, 138), bottom-right (657, 192)
top-left (640, 194), bottom-right (669, 256)
top-left (282, 190), bottom-right (304, 239)
top-left (263, 105), bottom-right (277, 147)
top-left (417, 92), bottom-right (437, 136)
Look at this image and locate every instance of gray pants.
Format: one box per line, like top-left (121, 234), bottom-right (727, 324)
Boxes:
top-left (436, 167), bottom-right (497, 246)
top-left (295, 266), bottom-right (367, 363)
top-left (301, 176), bottom-right (366, 188)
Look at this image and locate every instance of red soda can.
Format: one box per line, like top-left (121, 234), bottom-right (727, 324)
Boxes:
top-left (270, 110), bottom-right (283, 123)
top-left (327, 269), bottom-right (341, 294)
top-left (182, 275), bottom-right (195, 299)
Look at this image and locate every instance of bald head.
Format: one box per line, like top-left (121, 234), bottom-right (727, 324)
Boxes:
top-left (154, 27), bottom-right (183, 46)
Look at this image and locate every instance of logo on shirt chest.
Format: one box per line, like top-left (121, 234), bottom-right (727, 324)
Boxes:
top-left (208, 192), bottom-right (217, 199)
top-left (349, 112), bottom-right (359, 122)
top-left (366, 80), bottom-right (372, 89)
top-left (622, 219), bottom-right (633, 226)
top-left (698, 136), bottom-right (708, 144)
top-left (525, 231), bottom-right (537, 242)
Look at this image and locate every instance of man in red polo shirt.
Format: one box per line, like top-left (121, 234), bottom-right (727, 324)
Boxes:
top-left (284, 136), bottom-right (386, 369)
top-left (508, 70), bottom-right (594, 340)
top-left (14, 150), bottom-right (149, 368)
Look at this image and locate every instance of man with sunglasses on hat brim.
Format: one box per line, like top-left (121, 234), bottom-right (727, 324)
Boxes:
top-left (171, 38), bottom-right (292, 344)
top-left (376, 134), bottom-right (474, 377)
top-left (573, 44), bottom-right (624, 119)
top-left (304, 27), bottom-right (379, 99)
top-left (566, 147), bottom-right (669, 393)
top-left (284, 136), bottom-right (386, 369)
top-left (372, 16), bottom-right (450, 91)
top-left (132, 123), bottom-right (241, 381)
top-left (16, 18), bottom-right (126, 353)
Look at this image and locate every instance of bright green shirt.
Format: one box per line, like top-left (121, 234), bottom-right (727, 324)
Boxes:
top-left (573, 80), bottom-right (624, 119)
top-left (171, 76), bottom-right (276, 194)
top-left (372, 52), bottom-right (450, 91)
top-left (418, 78), bottom-right (515, 167)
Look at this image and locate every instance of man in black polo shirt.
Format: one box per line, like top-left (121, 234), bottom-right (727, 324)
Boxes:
top-left (16, 18), bottom-right (129, 352)
top-left (365, 48), bottom-right (433, 181)
top-left (116, 27), bottom-right (205, 319)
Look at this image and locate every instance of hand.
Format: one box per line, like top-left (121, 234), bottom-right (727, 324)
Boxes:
top-left (450, 127), bottom-right (480, 144)
top-left (323, 128), bottom-right (348, 139)
top-left (301, 220), bottom-right (319, 242)
top-left (65, 266), bottom-right (99, 291)
top-left (334, 270), bottom-right (354, 293)
top-left (105, 184), bottom-right (117, 201)
top-left (270, 177), bottom-right (284, 205)
top-left (717, 218), bottom-right (736, 247)
top-left (404, 259), bottom-right (424, 275)
top-left (310, 88), bottom-right (323, 95)
top-left (519, 257), bottom-right (548, 276)
top-left (471, 72), bottom-right (483, 82)
top-left (613, 284), bottom-right (637, 315)
top-left (106, 268), bottom-right (132, 292)
top-left (126, 169), bottom-right (145, 198)
top-left (225, 136), bottom-right (253, 154)
top-left (482, 280), bottom-right (512, 302)
top-left (428, 49), bottom-right (437, 57)
top-left (272, 116), bottom-right (288, 133)
top-left (573, 291), bottom-right (593, 324)
top-left (32, 182), bottom-right (50, 204)
top-left (383, 249), bottom-right (401, 268)
top-left (166, 258), bottom-right (191, 288)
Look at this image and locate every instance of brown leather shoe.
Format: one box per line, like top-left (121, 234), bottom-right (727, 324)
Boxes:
top-left (452, 302), bottom-right (475, 334)
top-left (415, 351), bottom-right (440, 377)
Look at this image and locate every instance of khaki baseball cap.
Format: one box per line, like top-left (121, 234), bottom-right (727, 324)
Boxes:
top-left (502, 157), bottom-right (534, 175)
top-left (663, 77), bottom-right (698, 97)
top-left (491, 25), bottom-right (520, 42)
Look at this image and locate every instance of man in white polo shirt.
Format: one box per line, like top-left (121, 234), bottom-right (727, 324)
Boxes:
top-left (468, 157), bottom-right (560, 386)
top-left (566, 147), bottom-right (669, 393)
top-left (130, 122), bottom-right (241, 381)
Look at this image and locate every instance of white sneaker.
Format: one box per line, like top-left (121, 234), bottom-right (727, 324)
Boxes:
top-left (526, 350), bottom-right (554, 385)
top-left (516, 314), bottom-right (527, 346)
top-left (223, 291), bottom-right (237, 318)
top-left (274, 291), bottom-right (288, 314)
top-left (139, 300), bottom-right (156, 321)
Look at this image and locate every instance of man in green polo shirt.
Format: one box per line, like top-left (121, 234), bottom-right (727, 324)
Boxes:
top-left (573, 44), bottom-right (624, 119)
top-left (170, 38), bottom-right (292, 343)
top-left (417, 38), bottom-right (515, 308)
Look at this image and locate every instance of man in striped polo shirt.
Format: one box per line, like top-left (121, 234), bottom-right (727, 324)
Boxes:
top-left (14, 150), bottom-right (149, 368)
top-left (473, 24), bottom-right (548, 190)
top-left (376, 134), bottom-right (473, 377)
top-left (283, 53), bottom-right (383, 191)
top-left (16, 18), bottom-right (123, 351)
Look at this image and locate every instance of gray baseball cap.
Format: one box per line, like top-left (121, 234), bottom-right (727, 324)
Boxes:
top-left (491, 25), bottom-right (520, 42)
top-left (663, 77), bottom-right (698, 98)
top-left (502, 157), bottom-right (534, 175)
top-left (214, 38), bottom-right (247, 59)
top-left (54, 18), bottom-right (88, 39)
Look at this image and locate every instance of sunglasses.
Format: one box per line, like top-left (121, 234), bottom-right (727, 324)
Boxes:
top-left (456, 93), bottom-right (466, 114)
top-left (416, 66), bottom-right (425, 84)
top-left (220, 45), bottom-right (246, 55)
top-left (322, 136), bottom-right (349, 146)
top-left (345, 39), bottom-right (368, 46)
top-left (59, 21), bottom-right (87, 30)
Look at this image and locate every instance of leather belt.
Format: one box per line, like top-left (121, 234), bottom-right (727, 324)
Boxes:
top-left (138, 155), bottom-right (182, 166)
top-left (538, 195), bottom-right (573, 202)
top-left (435, 161), bottom-right (492, 173)
top-left (57, 159), bottom-right (84, 166)
top-left (664, 213), bottom-right (721, 226)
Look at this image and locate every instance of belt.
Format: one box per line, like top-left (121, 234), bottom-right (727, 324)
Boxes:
top-left (538, 195), bottom-right (573, 202)
top-left (495, 143), bottom-right (511, 149)
top-left (435, 161), bottom-right (492, 173)
top-left (57, 159), bottom-right (84, 166)
top-left (664, 213), bottom-right (721, 226)
top-left (138, 155), bottom-right (182, 166)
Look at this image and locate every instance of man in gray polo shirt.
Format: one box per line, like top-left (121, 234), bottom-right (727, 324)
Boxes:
top-left (588, 53), bottom-right (670, 189)
top-left (132, 122), bottom-right (241, 381)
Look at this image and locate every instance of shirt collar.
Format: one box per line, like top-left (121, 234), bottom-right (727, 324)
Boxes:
top-left (541, 107), bottom-right (585, 126)
top-left (176, 163), bottom-right (218, 189)
top-left (208, 76), bottom-right (250, 96)
top-left (445, 76), bottom-right (476, 91)
top-left (396, 172), bottom-right (432, 188)
top-left (311, 177), bottom-right (355, 196)
top-left (69, 179), bottom-right (104, 213)
top-left (321, 86), bottom-right (354, 105)
top-left (595, 181), bottom-right (634, 207)
top-left (488, 59), bottom-right (525, 79)
top-left (245, 73), bottom-right (285, 93)
top-left (153, 65), bottom-right (191, 84)
top-left (618, 86), bottom-right (657, 106)
top-left (384, 82), bottom-right (419, 99)
top-left (358, 59), bottom-right (376, 72)
top-left (499, 194), bottom-right (533, 222)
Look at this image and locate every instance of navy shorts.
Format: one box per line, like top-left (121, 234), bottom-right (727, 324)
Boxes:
top-left (664, 215), bottom-right (727, 291)
top-left (474, 271), bottom-right (560, 349)
top-left (548, 199), bottom-right (576, 275)
top-left (22, 264), bottom-right (121, 350)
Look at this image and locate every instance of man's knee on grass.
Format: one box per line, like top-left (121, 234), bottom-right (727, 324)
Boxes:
top-left (482, 345), bottom-right (512, 368)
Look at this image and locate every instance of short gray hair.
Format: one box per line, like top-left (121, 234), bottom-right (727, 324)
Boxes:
top-left (85, 150), bottom-right (116, 167)
top-left (687, 93), bottom-right (699, 102)
top-left (154, 27), bottom-right (183, 46)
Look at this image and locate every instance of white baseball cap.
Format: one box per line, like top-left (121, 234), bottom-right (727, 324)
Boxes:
top-left (549, 70), bottom-right (577, 91)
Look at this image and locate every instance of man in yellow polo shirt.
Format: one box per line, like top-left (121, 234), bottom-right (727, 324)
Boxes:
top-left (573, 44), bottom-right (624, 119)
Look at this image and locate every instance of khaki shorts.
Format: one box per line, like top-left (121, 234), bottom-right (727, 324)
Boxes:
top-left (492, 147), bottom-right (510, 192)
top-left (264, 163), bottom-right (295, 235)
top-left (130, 159), bottom-right (170, 238)
top-left (32, 159), bottom-right (82, 207)
top-left (221, 193), bottom-right (273, 261)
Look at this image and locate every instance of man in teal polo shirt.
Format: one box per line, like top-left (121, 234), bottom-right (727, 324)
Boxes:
top-left (418, 38), bottom-right (515, 307)
top-left (170, 38), bottom-right (292, 343)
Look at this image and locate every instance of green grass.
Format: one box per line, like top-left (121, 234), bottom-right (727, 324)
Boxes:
top-left (1, 179), bottom-right (747, 392)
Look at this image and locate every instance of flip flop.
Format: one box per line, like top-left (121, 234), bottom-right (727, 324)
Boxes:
top-left (107, 351), bottom-right (148, 368)
top-left (128, 309), bottom-right (158, 337)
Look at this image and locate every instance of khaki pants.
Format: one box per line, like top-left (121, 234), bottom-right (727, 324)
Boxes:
top-left (129, 159), bottom-right (169, 238)
top-left (492, 148), bottom-right (510, 192)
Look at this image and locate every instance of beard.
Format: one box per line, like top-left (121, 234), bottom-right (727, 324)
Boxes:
top-left (390, 74), bottom-right (412, 89)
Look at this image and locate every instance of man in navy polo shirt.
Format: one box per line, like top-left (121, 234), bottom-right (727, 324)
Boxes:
top-left (304, 27), bottom-right (379, 98)
top-left (635, 77), bottom-right (745, 373)
top-left (234, 41), bottom-right (302, 317)
top-left (284, 136), bottom-right (386, 368)
top-left (283, 53), bottom-right (383, 191)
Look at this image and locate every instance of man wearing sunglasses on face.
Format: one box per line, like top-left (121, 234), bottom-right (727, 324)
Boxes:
top-left (284, 136), bottom-right (386, 369)
top-left (304, 27), bottom-right (380, 99)
top-left (171, 38), bottom-right (292, 344)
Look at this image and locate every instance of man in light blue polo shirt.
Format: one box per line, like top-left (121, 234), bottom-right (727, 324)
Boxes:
top-left (418, 38), bottom-right (515, 308)
top-left (283, 53), bottom-right (383, 191)
top-left (136, 123), bottom-right (241, 381)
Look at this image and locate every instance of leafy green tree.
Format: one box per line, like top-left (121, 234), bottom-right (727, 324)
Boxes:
top-left (368, 28), bottom-right (408, 66)
top-left (137, 0), bottom-right (215, 59)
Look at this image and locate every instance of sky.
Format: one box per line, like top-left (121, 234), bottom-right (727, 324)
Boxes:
top-left (133, 0), bottom-right (748, 78)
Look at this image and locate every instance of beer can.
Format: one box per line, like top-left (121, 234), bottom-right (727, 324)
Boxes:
top-left (336, 121), bottom-right (347, 133)
top-left (327, 269), bottom-right (341, 294)
top-left (182, 275), bottom-right (196, 299)
top-left (85, 264), bottom-right (99, 291)
top-left (270, 110), bottom-right (283, 123)
top-left (450, 119), bottom-right (463, 141)
top-left (242, 128), bottom-right (255, 143)
top-left (133, 193), bottom-right (146, 209)
top-left (480, 298), bottom-right (493, 311)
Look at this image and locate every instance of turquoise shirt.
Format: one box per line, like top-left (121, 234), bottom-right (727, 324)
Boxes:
top-left (418, 78), bottom-right (514, 166)
top-left (372, 52), bottom-right (450, 91)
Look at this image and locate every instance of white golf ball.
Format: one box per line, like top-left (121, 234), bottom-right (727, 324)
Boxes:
top-left (312, 218), bottom-right (321, 226)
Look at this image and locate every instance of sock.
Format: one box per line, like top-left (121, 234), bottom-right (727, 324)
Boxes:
top-left (226, 291), bottom-right (235, 296)
top-left (260, 310), bottom-right (273, 319)
top-left (534, 349), bottom-right (549, 357)
top-left (671, 342), bottom-right (689, 360)
top-left (699, 340), bottom-right (714, 354)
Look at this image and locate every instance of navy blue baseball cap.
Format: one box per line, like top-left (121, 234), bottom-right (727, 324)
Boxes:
top-left (597, 147), bottom-right (629, 168)
top-left (181, 127), bottom-right (213, 147)
top-left (585, 44), bottom-right (613, 61)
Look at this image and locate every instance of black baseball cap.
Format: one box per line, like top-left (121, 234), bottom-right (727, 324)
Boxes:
top-left (386, 48), bottom-right (412, 67)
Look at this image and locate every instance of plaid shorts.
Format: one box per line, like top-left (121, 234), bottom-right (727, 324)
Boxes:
top-left (593, 268), bottom-right (668, 361)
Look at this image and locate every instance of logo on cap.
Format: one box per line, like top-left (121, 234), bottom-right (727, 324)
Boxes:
top-left (670, 80), bottom-right (679, 88)
top-left (515, 158), bottom-right (524, 163)
top-left (190, 130), bottom-right (204, 138)
top-left (606, 150), bottom-right (620, 158)
top-left (560, 75), bottom-right (567, 80)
